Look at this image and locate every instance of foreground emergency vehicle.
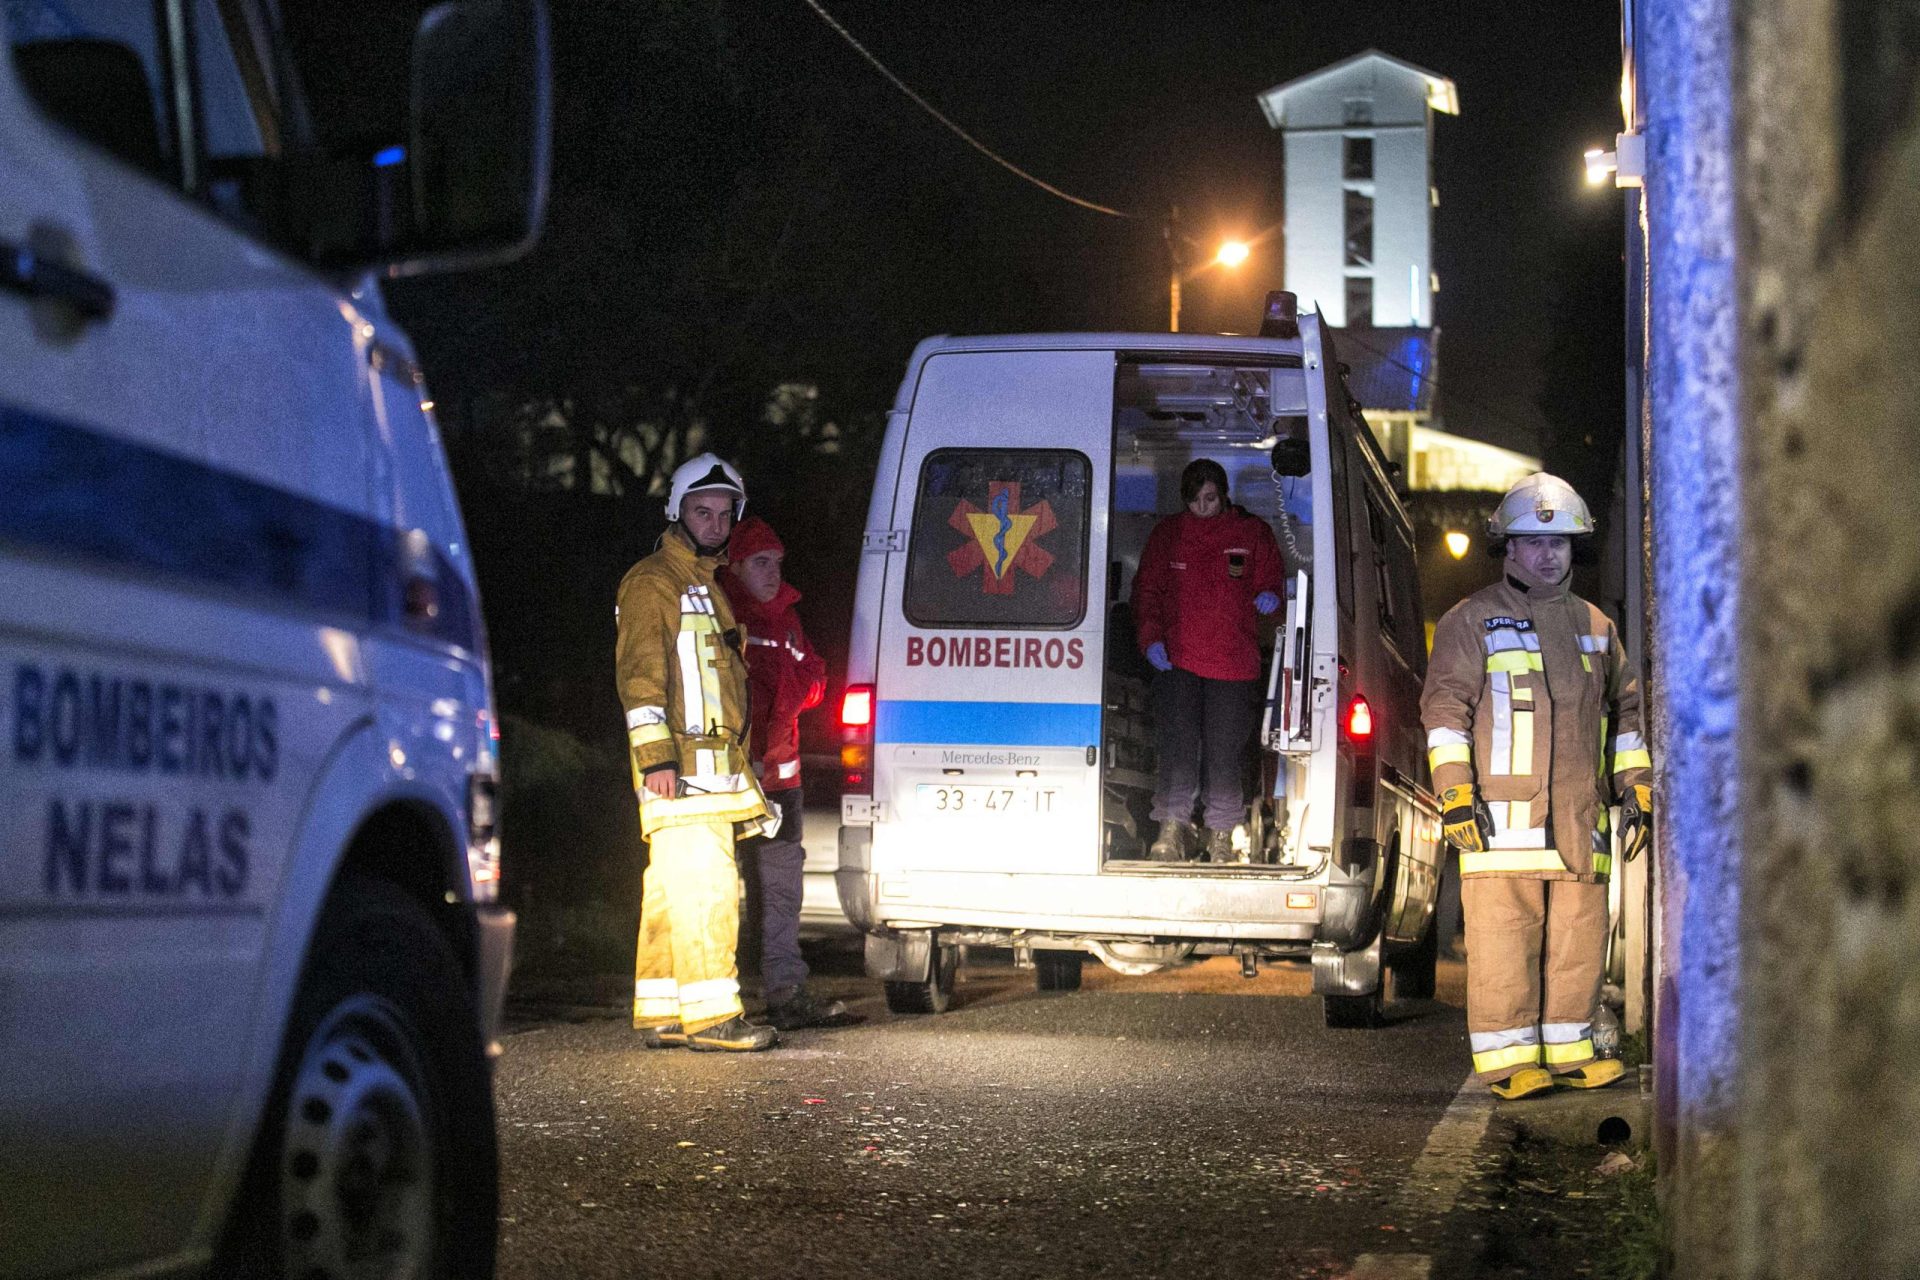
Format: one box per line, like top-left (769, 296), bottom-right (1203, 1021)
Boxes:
top-left (1, 3), bottom-right (547, 1276)
top-left (837, 297), bottom-right (1442, 1025)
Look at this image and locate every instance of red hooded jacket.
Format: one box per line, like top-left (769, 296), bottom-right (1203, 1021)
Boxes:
top-left (718, 567), bottom-right (825, 793)
top-left (1131, 506), bottom-right (1284, 682)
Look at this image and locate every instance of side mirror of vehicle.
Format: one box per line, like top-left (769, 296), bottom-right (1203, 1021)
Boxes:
top-left (394, 0), bottom-right (552, 275)
top-left (1270, 427), bottom-right (1311, 478)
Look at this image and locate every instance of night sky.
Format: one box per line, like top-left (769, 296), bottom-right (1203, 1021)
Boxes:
top-left (796, 0), bottom-right (1627, 454)
top-left (397, 1), bottom-right (1626, 460)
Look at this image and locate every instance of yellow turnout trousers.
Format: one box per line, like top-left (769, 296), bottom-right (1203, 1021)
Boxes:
top-left (632, 820), bottom-right (743, 1034)
top-left (1462, 878), bottom-right (1608, 1081)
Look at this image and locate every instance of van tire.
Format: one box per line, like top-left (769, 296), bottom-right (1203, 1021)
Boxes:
top-left (883, 942), bottom-right (957, 1014)
top-left (214, 874), bottom-right (497, 1279)
top-left (1034, 950), bottom-right (1084, 992)
top-left (1323, 988), bottom-right (1384, 1029)
top-left (1389, 911), bottom-right (1440, 1000)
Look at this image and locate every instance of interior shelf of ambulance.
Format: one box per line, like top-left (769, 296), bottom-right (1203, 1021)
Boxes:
top-left (1101, 358), bottom-right (1324, 876)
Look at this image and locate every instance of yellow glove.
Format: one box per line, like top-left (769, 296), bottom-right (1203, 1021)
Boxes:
top-left (1440, 784), bottom-right (1491, 853)
top-left (1619, 783), bottom-right (1654, 862)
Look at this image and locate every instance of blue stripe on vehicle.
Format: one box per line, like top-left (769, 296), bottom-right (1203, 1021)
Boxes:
top-left (875, 699), bottom-right (1101, 747)
top-left (0, 402), bottom-right (476, 648)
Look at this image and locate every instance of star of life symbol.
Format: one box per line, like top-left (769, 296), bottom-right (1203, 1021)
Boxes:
top-left (947, 481), bottom-right (1056, 595)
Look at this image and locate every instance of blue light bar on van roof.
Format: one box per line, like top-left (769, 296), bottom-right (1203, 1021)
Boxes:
top-left (373, 144), bottom-right (407, 168)
top-left (1260, 291), bottom-right (1300, 340)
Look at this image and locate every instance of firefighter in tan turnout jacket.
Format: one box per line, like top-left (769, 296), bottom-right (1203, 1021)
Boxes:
top-left (1420, 474), bottom-right (1653, 1100)
top-left (617, 454), bottom-right (779, 1052)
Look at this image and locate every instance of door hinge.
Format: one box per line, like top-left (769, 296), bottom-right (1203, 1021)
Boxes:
top-left (862, 529), bottom-right (906, 552)
top-left (843, 796), bottom-right (891, 824)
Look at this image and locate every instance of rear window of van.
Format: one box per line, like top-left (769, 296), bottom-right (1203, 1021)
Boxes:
top-left (903, 448), bottom-right (1090, 629)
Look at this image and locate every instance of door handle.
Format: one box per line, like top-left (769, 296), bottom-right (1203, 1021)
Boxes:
top-left (1, 238), bottom-right (115, 322)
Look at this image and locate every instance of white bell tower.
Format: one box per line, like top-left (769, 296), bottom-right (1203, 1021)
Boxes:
top-left (1257, 50), bottom-right (1458, 329)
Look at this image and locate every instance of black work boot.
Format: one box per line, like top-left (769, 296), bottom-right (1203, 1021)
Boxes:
top-left (1148, 820), bottom-right (1195, 861)
top-left (1203, 827), bottom-right (1236, 863)
top-left (637, 1020), bottom-right (686, 1049)
top-left (685, 1015), bottom-right (778, 1052)
top-left (765, 989), bottom-right (857, 1031)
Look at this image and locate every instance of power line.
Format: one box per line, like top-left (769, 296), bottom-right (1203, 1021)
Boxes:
top-left (798, 0), bottom-right (1137, 220)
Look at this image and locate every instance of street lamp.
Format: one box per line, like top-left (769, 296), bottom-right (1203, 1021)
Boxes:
top-left (1165, 206), bottom-right (1252, 333)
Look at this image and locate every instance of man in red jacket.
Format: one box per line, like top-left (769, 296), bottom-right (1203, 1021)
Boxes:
top-left (1131, 459), bottom-right (1284, 861)
top-left (719, 516), bottom-right (851, 1030)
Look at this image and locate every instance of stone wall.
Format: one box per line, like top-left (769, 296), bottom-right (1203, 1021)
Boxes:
top-left (1640, 0), bottom-right (1745, 1270)
top-left (1645, 0), bottom-right (1920, 1273)
top-left (1733, 0), bottom-right (1920, 1275)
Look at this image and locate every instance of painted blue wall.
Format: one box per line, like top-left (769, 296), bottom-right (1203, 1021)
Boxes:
top-left (1639, 0), bottom-right (1743, 1138)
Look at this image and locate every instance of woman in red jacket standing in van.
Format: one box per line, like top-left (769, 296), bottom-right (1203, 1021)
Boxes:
top-left (1131, 459), bottom-right (1284, 862)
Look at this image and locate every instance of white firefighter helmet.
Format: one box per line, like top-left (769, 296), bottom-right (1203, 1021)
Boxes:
top-left (1488, 472), bottom-right (1593, 538)
top-left (664, 452), bottom-right (747, 521)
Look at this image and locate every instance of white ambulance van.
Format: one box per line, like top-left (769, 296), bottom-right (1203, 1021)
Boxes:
top-left (1, 3), bottom-right (546, 1276)
top-left (837, 297), bottom-right (1442, 1027)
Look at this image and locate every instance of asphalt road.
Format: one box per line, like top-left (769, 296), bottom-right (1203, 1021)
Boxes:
top-left (496, 953), bottom-right (1501, 1280)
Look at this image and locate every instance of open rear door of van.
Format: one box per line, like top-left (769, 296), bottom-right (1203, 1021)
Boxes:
top-left (871, 348), bottom-right (1114, 881)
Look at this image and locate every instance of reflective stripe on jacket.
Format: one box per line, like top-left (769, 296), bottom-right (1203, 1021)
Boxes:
top-left (615, 528), bottom-right (772, 838)
top-left (1420, 572), bottom-right (1652, 880)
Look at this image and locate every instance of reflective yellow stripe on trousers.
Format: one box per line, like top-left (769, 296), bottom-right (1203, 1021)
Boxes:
top-left (1473, 1041), bottom-right (1544, 1074)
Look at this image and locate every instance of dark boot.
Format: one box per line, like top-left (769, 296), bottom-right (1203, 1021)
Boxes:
top-left (1202, 827), bottom-right (1236, 863)
top-left (1148, 820), bottom-right (1195, 861)
top-left (765, 989), bottom-right (858, 1031)
top-left (685, 1015), bottom-right (778, 1052)
top-left (637, 1020), bottom-right (686, 1049)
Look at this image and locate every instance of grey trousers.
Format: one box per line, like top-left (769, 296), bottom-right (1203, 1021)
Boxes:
top-left (738, 786), bottom-right (809, 1004)
top-left (1151, 668), bottom-right (1259, 831)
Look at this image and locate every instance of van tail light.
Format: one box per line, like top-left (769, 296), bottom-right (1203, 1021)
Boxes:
top-left (840, 684), bottom-right (875, 795)
top-left (1345, 693), bottom-right (1377, 809)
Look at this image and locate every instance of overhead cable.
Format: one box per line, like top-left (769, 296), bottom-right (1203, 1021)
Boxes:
top-left (798, 0), bottom-right (1136, 220)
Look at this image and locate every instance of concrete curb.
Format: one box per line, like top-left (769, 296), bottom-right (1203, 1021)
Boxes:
top-left (1498, 1075), bottom-right (1652, 1151)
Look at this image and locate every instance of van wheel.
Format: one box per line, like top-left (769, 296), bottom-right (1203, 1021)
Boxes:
top-left (216, 874), bottom-right (496, 1279)
top-left (883, 942), bottom-right (957, 1014)
top-left (1034, 950), bottom-right (1084, 992)
top-left (1389, 912), bottom-right (1440, 1000)
top-left (1323, 988), bottom-right (1384, 1029)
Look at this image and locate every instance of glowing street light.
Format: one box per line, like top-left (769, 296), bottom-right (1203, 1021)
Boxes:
top-left (1444, 530), bottom-right (1471, 559)
top-left (1583, 133), bottom-right (1645, 189)
top-left (1167, 204), bottom-right (1256, 331)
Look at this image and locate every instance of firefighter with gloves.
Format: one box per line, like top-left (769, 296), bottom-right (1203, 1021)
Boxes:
top-left (618, 454), bottom-right (781, 1052)
top-left (718, 515), bottom-right (853, 1031)
top-left (1420, 473), bottom-right (1653, 1099)
top-left (1131, 458), bottom-right (1285, 862)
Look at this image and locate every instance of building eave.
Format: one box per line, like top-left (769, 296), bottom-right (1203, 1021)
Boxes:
top-left (1257, 48), bottom-right (1460, 126)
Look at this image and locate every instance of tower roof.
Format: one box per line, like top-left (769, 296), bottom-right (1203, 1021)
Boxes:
top-left (1257, 49), bottom-right (1459, 128)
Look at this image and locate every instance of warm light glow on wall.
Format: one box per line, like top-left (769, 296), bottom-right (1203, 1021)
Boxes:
top-left (1444, 530), bottom-right (1471, 559)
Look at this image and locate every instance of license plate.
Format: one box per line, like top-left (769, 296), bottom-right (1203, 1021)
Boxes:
top-left (917, 783), bottom-right (1058, 816)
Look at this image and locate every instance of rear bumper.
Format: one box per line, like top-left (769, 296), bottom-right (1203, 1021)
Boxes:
top-left (474, 905), bottom-right (516, 1060)
top-left (836, 827), bottom-right (1386, 948)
